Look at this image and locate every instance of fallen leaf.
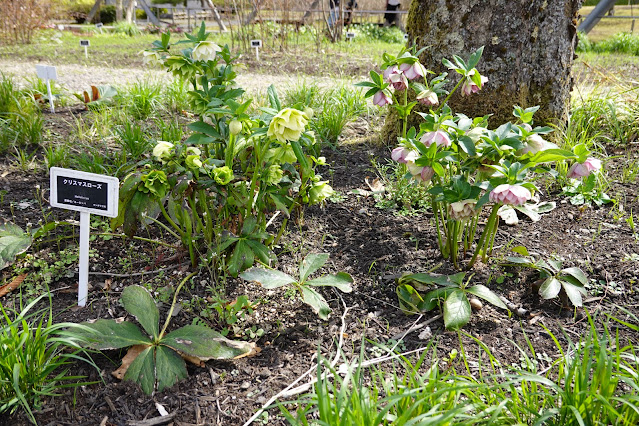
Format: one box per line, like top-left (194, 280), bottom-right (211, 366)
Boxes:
top-left (112, 344), bottom-right (149, 380)
top-left (365, 177), bottom-right (385, 193)
top-left (0, 273), bottom-right (27, 297)
top-left (179, 351), bottom-right (205, 367)
top-left (155, 402), bottom-right (169, 417)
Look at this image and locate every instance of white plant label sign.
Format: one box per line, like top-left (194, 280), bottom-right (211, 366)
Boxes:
top-left (50, 167), bottom-right (119, 307)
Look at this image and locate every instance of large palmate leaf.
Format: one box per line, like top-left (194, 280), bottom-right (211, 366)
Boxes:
top-left (121, 286), bottom-right (160, 339)
top-left (0, 222), bottom-right (32, 270)
top-left (162, 325), bottom-right (255, 360)
top-left (240, 268), bottom-right (296, 289)
top-left (443, 289), bottom-right (471, 330)
top-left (73, 319), bottom-right (151, 349)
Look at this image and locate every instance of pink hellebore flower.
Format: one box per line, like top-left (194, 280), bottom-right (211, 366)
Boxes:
top-left (461, 75), bottom-right (488, 96)
top-left (520, 133), bottom-right (549, 155)
top-left (407, 163), bottom-right (435, 183)
top-left (388, 69), bottom-right (408, 91)
top-left (489, 184), bottom-right (532, 206)
top-left (399, 62), bottom-right (426, 80)
top-left (373, 90), bottom-right (392, 107)
top-left (567, 157), bottom-right (602, 179)
top-left (391, 147), bottom-right (412, 163)
top-left (416, 89), bottom-right (439, 107)
top-left (382, 65), bottom-right (399, 82)
top-left (420, 130), bottom-right (452, 148)
top-left (448, 199), bottom-right (477, 221)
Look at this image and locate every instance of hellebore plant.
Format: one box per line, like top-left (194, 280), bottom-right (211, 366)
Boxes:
top-left (396, 271), bottom-right (507, 330)
top-left (113, 23), bottom-right (333, 274)
top-left (358, 48), bottom-right (596, 270)
top-left (70, 278), bottom-right (255, 395)
top-left (240, 253), bottom-right (353, 320)
top-left (561, 143), bottom-right (611, 207)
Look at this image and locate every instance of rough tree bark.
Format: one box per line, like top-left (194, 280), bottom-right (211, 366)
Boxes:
top-left (383, 0), bottom-right (582, 143)
top-left (116, 0), bottom-right (123, 21)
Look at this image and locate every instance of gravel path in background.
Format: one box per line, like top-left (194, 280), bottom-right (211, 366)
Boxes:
top-left (0, 60), bottom-right (352, 95)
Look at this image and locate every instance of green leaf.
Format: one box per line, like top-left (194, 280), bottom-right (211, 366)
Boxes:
top-left (528, 149), bottom-right (576, 164)
top-left (511, 246), bottom-right (529, 256)
top-left (539, 277), bottom-right (562, 299)
top-left (0, 222), bottom-right (32, 270)
top-left (561, 280), bottom-right (586, 307)
top-left (240, 267), bottom-right (297, 289)
top-left (267, 85), bottom-right (281, 110)
top-left (559, 267), bottom-right (588, 286)
top-left (74, 319), bottom-right (151, 349)
top-left (467, 46), bottom-right (484, 69)
top-left (188, 121), bottom-right (221, 138)
top-left (466, 285), bottom-right (508, 310)
top-left (457, 136), bottom-right (477, 157)
top-left (396, 284), bottom-right (424, 315)
top-left (422, 287), bottom-right (455, 312)
top-left (306, 272), bottom-right (353, 293)
top-left (155, 346), bottom-right (188, 392)
top-left (124, 346), bottom-right (155, 395)
top-left (227, 239), bottom-right (253, 277)
top-left (121, 286), bottom-right (160, 339)
top-left (443, 289), bottom-right (471, 330)
top-left (162, 325), bottom-right (255, 359)
top-left (300, 253), bottom-right (329, 282)
top-left (301, 286), bottom-right (331, 320)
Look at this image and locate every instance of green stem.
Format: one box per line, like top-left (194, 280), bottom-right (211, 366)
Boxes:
top-left (467, 203), bottom-right (500, 269)
top-left (158, 203), bottom-right (186, 240)
top-left (94, 233), bottom-right (178, 248)
top-left (159, 271), bottom-right (197, 340)
top-left (402, 88), bottom-right (408, 139)
top-left (435, 78), bottom-right (465, 114)
top-left (432, 200), bottom-right (445, 257)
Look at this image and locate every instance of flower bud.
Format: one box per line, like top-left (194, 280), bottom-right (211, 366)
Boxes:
top-left (448, 199), bottom-right (477, 221)
top-left (229, 119), bottom-right (242, 136)
top-left (461, 74), bottom-right (488, 96)
top-left (416, 89), bottom-right (439, 107)
top-left (185, 155), bottom-right (203, 169)
top-left (303, 107), bottom-right (314, 119)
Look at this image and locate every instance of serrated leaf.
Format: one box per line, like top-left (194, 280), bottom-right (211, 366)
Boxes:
top-left (301, 286), bottom-right (331, 320)
top-left (559, 267), bottom-right (588, 286)
top-left (561, 280), bottom-right (586, 307)
top-left (155, 346), bottom-right (188, 392)
top-left (240, 267), bottom-right (296, 289)
top-left (74, 319), bottom-right (151, 350)
top-left (124, 346), bottom-right (155, 395)
top-left (121, 285), bottom-right (160, 339)
top-left (466, 285), bottom-right (508, 310)
top-left (162, 325), bottom-right (255, 359)
top-left (0, 222), bottom-right (32, 270)
top-left (306, 272), bottom-right (353, 293)
top-left (539, 277), bottom-right (562, 299)
top-left (443, 289), bottom-right (471, 330)
top-left (300, 253), bottom-right (329, 282)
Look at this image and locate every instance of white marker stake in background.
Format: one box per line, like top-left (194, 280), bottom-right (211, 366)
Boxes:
top-left (251, 39), bottom-right (262, 61)
top-left (35, 65), bottom-right (58, 113)
top-left (50, 167), bottom-right (119, 307)
top-left (95, 23), bottom-right (103, 33)
top-left (80, 40), bottom-right (90, 59)
top-left (346, 32), bottom-right (356, 42)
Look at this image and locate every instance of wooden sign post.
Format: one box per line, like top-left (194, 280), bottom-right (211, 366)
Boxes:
top-left (50, 167), bottom-right (119, 307)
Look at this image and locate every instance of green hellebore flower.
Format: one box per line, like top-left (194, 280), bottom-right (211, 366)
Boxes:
top-left (213, 166), bottom-right (234, 185)
top-left (308, 181), bottom-right (334, 205)
top-left (265, 164), bottom-right (284, 185)
top-left (186, 146), bottom-right (201, 156)
top-left (152, 141), bottom-right (174, 163)
top-left (264, 145), bottom-right (297, 164)
top-left (185, 155), bottom-right (203, 169)
top-left (140, 170), bottom-right (168, 199)
top-left (191, 41), bottom-right (222, 62)
top-left (267, 108), bottom-right (308, 143)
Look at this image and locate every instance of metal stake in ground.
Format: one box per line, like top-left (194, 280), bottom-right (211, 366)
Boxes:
top-left (49, 167), bottom-right (119, 307)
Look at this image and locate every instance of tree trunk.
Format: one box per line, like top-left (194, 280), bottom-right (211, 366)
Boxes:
top-left (116, 0), bottom-right (123, 21)
top-left (383, 0), bottom-right (582, 143)
top-left (125, 0), bottom-right (136, 23)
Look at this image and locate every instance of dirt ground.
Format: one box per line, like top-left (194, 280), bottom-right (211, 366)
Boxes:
top-left (1, 56), bottom-right (639, 425)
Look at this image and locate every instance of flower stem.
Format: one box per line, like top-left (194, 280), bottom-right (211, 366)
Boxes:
top-left (467, 203), bottom-right (500, 269)
top-left (435, 78), bottom-right (465, 114)
top-left (159, 271), bottom-right (197, 340)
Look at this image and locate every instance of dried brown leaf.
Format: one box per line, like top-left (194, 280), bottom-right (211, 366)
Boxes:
top-left (112, 344), bottom-right (149, 380)
top-left (0, 273), bottom-right (27, 298)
